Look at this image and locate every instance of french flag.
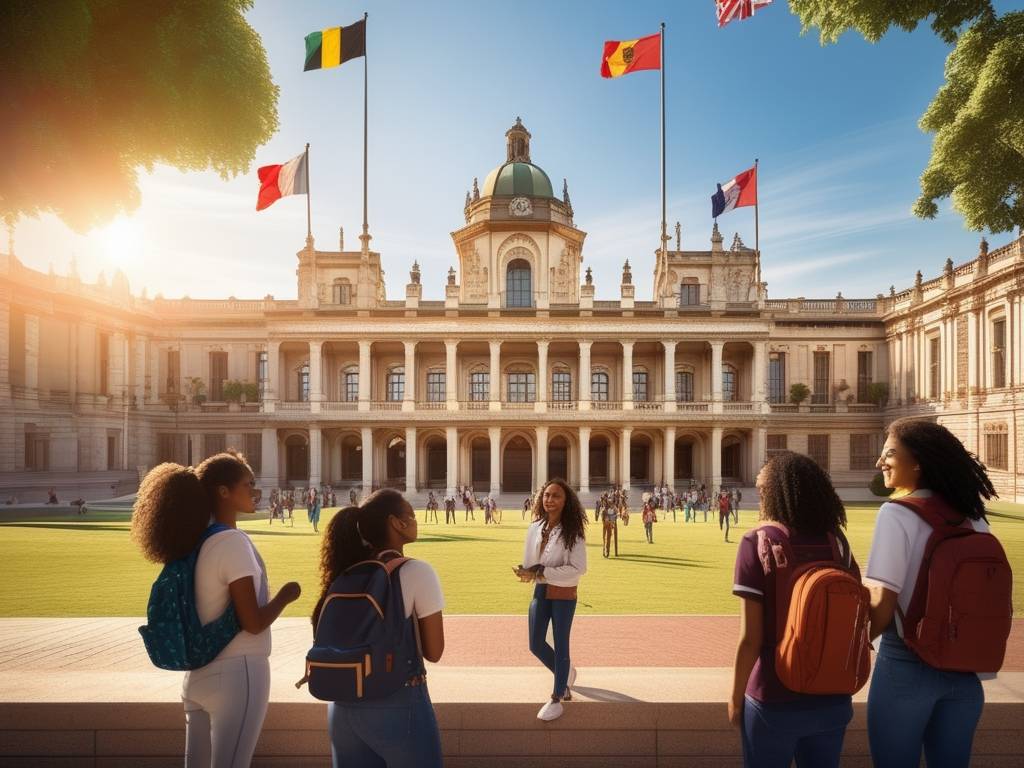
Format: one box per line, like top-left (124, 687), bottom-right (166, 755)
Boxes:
top-left (256, 151), bottom-right (309, 211)
top-left (711, 165), bottom-right (757, 218)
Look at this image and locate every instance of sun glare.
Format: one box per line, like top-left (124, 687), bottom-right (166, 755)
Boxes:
top-left (98, 217), bottom-right (143, 267)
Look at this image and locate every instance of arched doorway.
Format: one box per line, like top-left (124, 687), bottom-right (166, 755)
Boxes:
top-left (425, 436), bottom-right (447, 489)
top-left (502, 436), bottom-right (533, 492)
top-left (675, 438), bottom-right (695, 482)
top-left (630, 435), bottom-right (652, 484)
top-left (340, 434), bottom-right (362, 482)
top-left (722, 436), bottom-right (743, 482)
top-left (589, 435), bottom-right (610, 486)
top-left (285, 434), bottom-right (308, 484)
top-left (470, 437), bottom-right (490, 491)
top-left (385, 436), bottom-right (405, 488)
top-left (548, 435), bottom-right (569, 481)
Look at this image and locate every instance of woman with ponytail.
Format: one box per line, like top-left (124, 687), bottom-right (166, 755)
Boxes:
top-left (313, 489), bottom-right (446, 768)
top-left (132, 452), bottom-right (300, 768)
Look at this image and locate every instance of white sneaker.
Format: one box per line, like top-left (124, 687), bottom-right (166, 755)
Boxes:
top-left (537, 699), bottom-right (564, 721)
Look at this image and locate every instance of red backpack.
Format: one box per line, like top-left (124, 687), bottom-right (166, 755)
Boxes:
top-left (890, 496), bottom-right (1013, 673)
top-left (758, 525), bottom-right (872, 695)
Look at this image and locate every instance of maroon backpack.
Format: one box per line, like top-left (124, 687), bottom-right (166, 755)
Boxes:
top-left (890, 496), bottom-right (1013, 673)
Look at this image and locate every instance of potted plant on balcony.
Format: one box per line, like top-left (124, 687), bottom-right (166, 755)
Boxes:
top-left (186, 377), bottom-right (206, 407)
top-left (789, 383), bottom-right (810, 413)
top-left (867, 382), bottom-right (889, 408)
top-left (834, 379), bottom-right (852, 412)
top-left (223, 380), bottom-right (243, 411)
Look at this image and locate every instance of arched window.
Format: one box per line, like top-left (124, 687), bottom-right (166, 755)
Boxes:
top-left (722, 364), bottom-right (737, 402)
top-left (591, 371), bottom-right (609, 401)
top-left (676, 370), bottom-right (694, 402)
top-left (342, 366), bottom-right (359, 402)
top-left (387, 366), bottom-right (405, 402)
top-left (506, 258), bottom-right (532, 308)
top-left (551, 368), bottom-right (572, 402)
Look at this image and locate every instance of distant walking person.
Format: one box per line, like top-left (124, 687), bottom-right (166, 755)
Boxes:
top-left (308, 489), bottom-right (322, 533)
top-left (719, 492), bottom-right (732, 542)
top-left (642, 501), bottom-right (656, 544)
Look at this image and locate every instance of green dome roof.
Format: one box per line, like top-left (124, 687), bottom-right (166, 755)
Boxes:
top-left (481, 162), bottom-right (554, 198)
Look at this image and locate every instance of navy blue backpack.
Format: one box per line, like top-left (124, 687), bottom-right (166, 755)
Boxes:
top-left (138, 523), bottom-right (241, 670)
top-left (303, 555), bottom-right (423, 702)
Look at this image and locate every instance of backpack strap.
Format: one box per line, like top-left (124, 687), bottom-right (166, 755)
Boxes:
top-left (888, 496), bottom-right (966, 529)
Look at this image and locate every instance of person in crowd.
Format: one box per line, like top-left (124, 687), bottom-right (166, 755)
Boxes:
top-left (132, 452), bottom-right (301, 767)
top-left (729, 451), bottom-right (857, 768)
top-left (601, 496), bottom-right (620, 558)
top-left (47, 487), bottom-right (59, 504)
top-left (515, 478), bottom-right (587, 722)
top-left (313, 490), bottom-right (445, 768)
top-left (734, 488), bottom-right (743, 523)
top-left (445, 492), bottom-right (456, 525)
top-left (349, 487), bottom-right (358, 506)
top-left (642, 499), bottom-right (656, 544)
top-left (719, 491), bottom-right (732, 542)
top-left (865, 418), bottom-right (999, 768)
top-left (463, 489), bottom-right (475, 522)
top-left (308, 488), bottom-right (322, 534)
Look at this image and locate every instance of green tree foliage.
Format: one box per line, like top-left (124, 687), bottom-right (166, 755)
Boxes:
top-left (0, 0), bottom-right (279, 232)
top-left (790, 1), bottom-right (1024, 234)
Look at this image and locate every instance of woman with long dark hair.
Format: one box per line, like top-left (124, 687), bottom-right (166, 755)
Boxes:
top-left (312, 489), bottom-right (445, 768)
top-left (132, 451), bottom-right (301, 768)
top-left (514, 478), bottom-right (588, 721)
top-left (729, 451), bottom-right (857, 768)
top-left (866, 418), bottom-right (1000, 767)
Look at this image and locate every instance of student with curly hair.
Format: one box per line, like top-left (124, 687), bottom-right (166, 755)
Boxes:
top-left (312, 489), bottom-right (446, 768)
top-left (131, 452), bottom-right (301, 768)
top-left (866, 418), bottom-right (1000, 768)
top-left (730, 451), bottom-right (857, 768)
top-left (515, 478), bottom-right (588, 721)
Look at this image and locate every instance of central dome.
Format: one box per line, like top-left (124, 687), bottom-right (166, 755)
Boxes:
top-left (481, 161), bottom-right (554, 198)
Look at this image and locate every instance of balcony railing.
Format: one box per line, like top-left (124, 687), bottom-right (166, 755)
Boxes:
top-left (769, 403), bottom-right (798, 413)
top-left (549, 400), bottom-right (578, 411)
top-left (324, 401), bottom-right (358, 411)
top-left (592, 401), bottom-right (622, 411)
top-left (277, 401), bottom-right (310, 412)
top-left (371, 400), bottom-right (402, 411)
top-left (675, 402), bottom-right (710, 412)
top-left (723, 402), bottom-right (755, 412)
top-left (416, 401), bottom-right (447, 410)
top-left (460, 400), bottom-right (490, 410)
top-left (634, 401), bottom-right (663, 411)
top-left (502, 401), bottom-right (535, 410)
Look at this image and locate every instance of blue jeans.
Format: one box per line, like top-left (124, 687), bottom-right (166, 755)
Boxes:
top-left (742, 695), bottom-right (852, 768)
top-left (867, 629), bottom-right (984, 768)
top-left (529, 583), bottom-right (576, 698)
top-left (328, 684), bottom-right (442, 768)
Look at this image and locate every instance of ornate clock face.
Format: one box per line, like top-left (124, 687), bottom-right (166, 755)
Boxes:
top-left (509, 197), bottom-right (533, 217)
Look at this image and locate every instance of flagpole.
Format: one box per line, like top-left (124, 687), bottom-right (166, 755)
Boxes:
top-left (659, 21), bottom-right (667, 301)
top-left (305, 142), bottom-right (312, 241)
top-left (754, 157), bottom-right (760, 286)
top-left (361, 11), bottom-right (370, 251)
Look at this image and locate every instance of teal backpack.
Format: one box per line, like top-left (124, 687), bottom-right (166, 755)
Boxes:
top-left (138, 523), bottom-right (241, 670)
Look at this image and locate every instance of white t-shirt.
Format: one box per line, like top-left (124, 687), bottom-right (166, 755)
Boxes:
top-left (865, 489), bottom-right (991, 638)
top-left (195, 527), bottom-right (271, 659)
top-left (396, 559), bottom-right (445, 620)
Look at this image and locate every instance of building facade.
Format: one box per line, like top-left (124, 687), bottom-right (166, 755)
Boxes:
top-left (1, 120), bottom-right (1022, 502)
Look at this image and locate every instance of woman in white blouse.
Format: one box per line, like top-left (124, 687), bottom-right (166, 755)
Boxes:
top-left (515, 478), bottom-right (589, 721)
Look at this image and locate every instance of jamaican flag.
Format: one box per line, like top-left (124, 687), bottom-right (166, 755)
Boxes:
top-left (304, 19), bottom-right (366, 71)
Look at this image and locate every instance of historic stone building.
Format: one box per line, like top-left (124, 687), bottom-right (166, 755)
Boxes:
top-left (1, 119), bottom-right (1022, 503)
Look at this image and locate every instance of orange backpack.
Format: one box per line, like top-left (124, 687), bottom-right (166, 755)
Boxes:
top-left (758, 525), bottom-right (871, 695)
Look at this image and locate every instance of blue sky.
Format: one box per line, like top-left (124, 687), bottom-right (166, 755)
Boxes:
top-left (14, 0), bottom-right (1023, 300)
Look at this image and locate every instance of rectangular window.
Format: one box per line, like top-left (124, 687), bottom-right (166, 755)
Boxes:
top-left (679, 284), bottom-right (700, 306)
top-left (470, 372), bottom-right (489, 401)
top-left (344, 371), bottom-right (359, 402)
top-left (507, 372), bottom-right (536, 402)
top-left (551, 371), bottom-right (572, 401)
top-left (769, 353), bottom-right (786, 404)
top-left (24, 433), bottom-right (48, 471)
top-left (244, 433), bottom-right (262, 475)
top-left (99, 332), bottom-right (110, 395)
top-left (808, 434), bottom-right (830, 470)
top-left (257, 351), bottom-right (268, 400)
top-left (857, 351), bottom-right (873, 403)
top-left (209, 351), bottom-right (228, 401)
top-left (675, 371), bottom-right (694, 402)
top-left (812, 352), bottom-right (830, 404)
top-left (204, 433), bottom-right (226, 458)
top-left (107, 434), bottom-right (118, 470)
top-left (333, 282), bottom-right (351, 305)
top-left (591, 372), bottom-right (609, 402)
top-left (387, 370), bottom-right (405, 402)
top-left (929, 337), bottom-right (941, 399)
top-left (157, 433), bottom-right (179, 464)
top-left (426, 372), bottom-right (446, 402)
top-left (767, 434), bottom-right (787, 461)
top-left (992, 319), bottom-right (1006, 389)
top-left (632, 371), bottom-right (648, 402)
top-left (984, 426), bottom-right (1008, 471)
top-left (722, 367), bottom-right (736, 402)
top-left (299, 364), bottom-right (310, 402)
top-left (850, 433), bottom-right (878, 470)
top-left (167, 350), bottom-right (181, 394)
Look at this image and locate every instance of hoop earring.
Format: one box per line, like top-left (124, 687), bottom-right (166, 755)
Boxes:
top-left (356, 521), bottom-right (373, 548)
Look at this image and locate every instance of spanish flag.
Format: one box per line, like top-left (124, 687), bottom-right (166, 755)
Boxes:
top-left (600, 32), bottom-right (661, 78)
top-left (304, 19), bottom-right (366, 71)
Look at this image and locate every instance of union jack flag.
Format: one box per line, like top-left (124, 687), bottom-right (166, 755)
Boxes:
top-left (716, 0), bottom-right (773, 28)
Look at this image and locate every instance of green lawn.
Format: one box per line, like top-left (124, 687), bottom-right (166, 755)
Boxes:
top-left (2, 501), bottom-right (1023, 617)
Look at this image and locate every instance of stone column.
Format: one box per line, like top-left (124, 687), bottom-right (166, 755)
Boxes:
top-left (938, 322), bottom-right (947, 399)
top-left (753, 341), bottom-right (767, 404)
top-left (0, 303), bottom-right (9, 397)
top-left (621, 341), bottom-right (634, 410)
top-left (663, 426), bottom-right (676, 490)
top-left (754, 426), bottom-right (767, 477)
top-left (967, 312), bottom-right (978, 396)
top-left (24, 314), bottom-right (40, 392)
top-left (579, 425), bottom-right (591, 494)
top-left (309, 340), bottom-right (323, 412)
top-left (445, 339), bottom-right (459, 410)
top-left (148, 340), bottom-right (160, 404)
top-left (361, 427), bottom-right (373, 494)
top-left (619, 427), bottom-right (632, 490)
top-left (710, 341), bottom-right (724, 402)
top-left (489, 340), bottom-right (502, 411)
top-left (578, 340), bottom-right (592, 410)
top-left (132, 337), bottom-right (146, 405)
top-left (260, 428), bottom-right (279, 488)
top-left (536, 340), bottom-right (549, 412)
top-left (405, 426), bottom-right (417, 493)
top-left (445, 426), bottom-right (458, 497)
top-left (489, 426), bottom-right (501, 495)
top-left (358, 340), bottom-right (371, 411)
top-left (265, 340), bottom-right (281, 412)
top-left (309, 427), bottom-right (322, 487)
top-left (663, 340), bottom-right (676, 412)
top-left (403, 340), bottom-right (417, 412)
top-left (710, 426), bottom-right (723, 491)
top-left (535, 425), bottom-right (549, 487)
